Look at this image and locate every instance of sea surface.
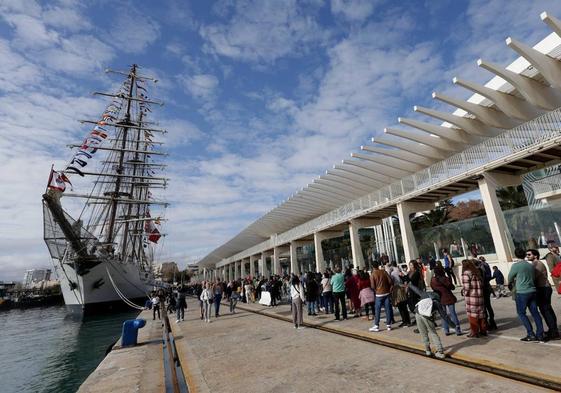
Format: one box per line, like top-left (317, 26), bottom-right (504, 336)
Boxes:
top-left (0, 306), bottom-right (139, 393)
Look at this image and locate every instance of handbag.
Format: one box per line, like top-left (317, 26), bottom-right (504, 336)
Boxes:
top-left (392, 285), bottom-right (407, 306)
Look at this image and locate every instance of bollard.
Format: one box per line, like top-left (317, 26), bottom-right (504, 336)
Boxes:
top-left (121, 319), bottom-right (146, 347)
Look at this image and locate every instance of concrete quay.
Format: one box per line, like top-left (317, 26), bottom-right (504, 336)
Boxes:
top-left (227, 292), bottom-right (561, 391)
top-left (78, 309), bottom-right (164, 393)
top-left (170, 298), bottom-right (549, 393)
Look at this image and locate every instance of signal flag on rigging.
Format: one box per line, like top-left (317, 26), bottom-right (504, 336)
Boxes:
top-left (47, 169), bottom-right (72, 192)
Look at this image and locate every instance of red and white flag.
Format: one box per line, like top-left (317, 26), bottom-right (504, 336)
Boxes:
top-left (144, 212), bottom-right (161, 243)
top-left (47, 170), bottom-right (71, 192)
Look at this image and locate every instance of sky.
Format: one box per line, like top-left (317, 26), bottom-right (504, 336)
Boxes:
top-left (1, 0), bottom-right (561, 280)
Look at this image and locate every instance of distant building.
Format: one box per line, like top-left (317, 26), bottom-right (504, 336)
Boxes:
top-left (23, 269), bottom-right (52, 288)
top-left (155, 262), bottom-right (179, 283)
top-left (0, 281), bottom-right (16, 297)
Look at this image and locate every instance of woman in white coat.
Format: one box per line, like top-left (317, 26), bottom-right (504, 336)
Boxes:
top-left (200, 282), bottom-right (213, 323)
top-left (290, 275), bottom-right (306, 329)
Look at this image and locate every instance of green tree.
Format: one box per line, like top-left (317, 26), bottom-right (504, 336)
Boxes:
top-left (496, 185), bottom-right (527, 210)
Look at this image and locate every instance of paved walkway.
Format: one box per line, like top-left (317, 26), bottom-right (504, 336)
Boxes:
top-left (78, 309), bottom-right (164, 393)
top-left (221, 291), bottom-right (561, 389)
top-left (171, 298), bottom-right (548, 393)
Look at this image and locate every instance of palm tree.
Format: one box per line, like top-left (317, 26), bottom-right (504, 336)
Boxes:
top-left (496, 186), bottom-right (527, 210)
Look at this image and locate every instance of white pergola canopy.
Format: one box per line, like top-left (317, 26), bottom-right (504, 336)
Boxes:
top-left (198, 12), bottom-right (561, 268)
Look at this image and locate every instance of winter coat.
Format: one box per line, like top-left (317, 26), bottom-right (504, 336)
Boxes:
top-left (306, 279), bottom-right (319, 302)
top-left (462, 270), bottom-right (485, 319)
top-left (430, 275), bottom-right (457, 306)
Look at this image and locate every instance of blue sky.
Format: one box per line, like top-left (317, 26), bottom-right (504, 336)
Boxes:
top-left (1, 0), bottom-right (560, 280)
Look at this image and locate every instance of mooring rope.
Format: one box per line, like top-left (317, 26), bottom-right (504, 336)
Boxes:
top-left (106, 266), bottom-right (146, 310)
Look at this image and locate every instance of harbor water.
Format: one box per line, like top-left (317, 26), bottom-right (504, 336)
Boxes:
top-left (0, 305), bottom-right (139, 393)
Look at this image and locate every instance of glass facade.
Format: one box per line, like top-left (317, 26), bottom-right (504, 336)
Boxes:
top-left (413, 200), bottom-right (561, 260)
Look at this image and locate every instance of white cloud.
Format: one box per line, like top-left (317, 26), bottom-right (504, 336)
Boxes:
top-left (107, 8), bottom-right (160, 54)
top-left (330, 0), bottom-right (378, 22)
top-left (43, 5), bottom-right (92, 32)
top-left (41, 35), bottom-right (115, 74)
top-left (200, 0), bottom-right (328, 64)
top-left (3, 13), bottom-right (60, 49)
top-left (179, 74), bottom-right (219, 100)
top-left (0, 39), bottom-right (42, 92)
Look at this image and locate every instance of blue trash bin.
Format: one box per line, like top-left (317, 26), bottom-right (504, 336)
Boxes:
top-left (121, 319), bottom-right (146, 346)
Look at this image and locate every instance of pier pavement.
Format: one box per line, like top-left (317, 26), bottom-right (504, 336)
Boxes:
top-left (170, 297), bottom-right (550, 393)
top-left (78, 309), bottom-right (164, 393)
top-left (220, 292), bottom-right (561, 390)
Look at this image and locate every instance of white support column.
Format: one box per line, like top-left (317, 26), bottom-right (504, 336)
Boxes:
top-left (273, 247), bottom-right (281, 275)
top-left (290, 242), bottom-right (300, 276)
top-left (249, 255), bottom-right (257, 278)
top-left (349, 221), bottom-right (364, 269)
top-left (478, 172), bottom-right (519, 263)
top-left (397, 202), bottom-right (435, 263)
top-left (235, 261), bottom-right (241, 280)
top-left (259, 251), bottom-right (274, 277)
top-left (314, 231), bottom-right (342, 273)
top-left (260, 252), bottom-right (267, 278)
top-left (349, 218), bottom-right (381, 269)
top-left (314, 233), bottom-right (326, 273)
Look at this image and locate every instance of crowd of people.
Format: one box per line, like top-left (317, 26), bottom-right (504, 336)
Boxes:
top-left (146, 241), bottom-right (561, 358)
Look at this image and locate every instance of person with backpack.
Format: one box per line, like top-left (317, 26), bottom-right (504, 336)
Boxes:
top-left (431, 266), bottom-right (462, 336)
top-left (407, 283), bottom-right (450, 359)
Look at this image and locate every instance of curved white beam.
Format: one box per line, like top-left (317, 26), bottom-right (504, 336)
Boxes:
top-left (360, 145), bottom-right (435, 166)
top-left (384, 127), bottom-right (459, 151)
top-left (373, 134), bottom-right (447, 159)
top-left (341, 160), bottom-right (398, 184)
top-left (290, 194), bottom-right (337, 209)
top-left (327, 169), bottom-right (386, 188)
top-left (414, 105), bottom-right (498, 136)
top-left (309, 182), bottom-right (361, 199)
top-left (432, 92), bottom-right (518, 130)
top-left (303, 187), bottom-right (350, 204)
top-left (335, 163), bottom-right (393, 183)
top-left (452, 77), bottom-right (541, 121)
top-left (398, 117), bottom-right (480, 144)
top-left (506, 36), bottom-right (561, 89)
top-left (344, 157), bottom-right (412, 178)
top-left (351, 151), bottom-right (420, 172)
top-left (477, 59), bottom-right (561, 110)
top-left (542, 12), bottom-right (561, 37)
top-left (276, 203), bottom-right (319, 215)
top-left (285, 199), bottom-right (329, 211)
top-left (318, 176), bottom-right (373, 193)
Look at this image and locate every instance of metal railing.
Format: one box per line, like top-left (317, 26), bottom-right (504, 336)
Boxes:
top-left (532, 172), bottom-right (561, 197)
top-left (220, 107), bottom-right (561, 265)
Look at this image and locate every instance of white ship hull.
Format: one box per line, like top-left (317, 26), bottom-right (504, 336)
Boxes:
top-left (53, 258), bottom-right (153, 315)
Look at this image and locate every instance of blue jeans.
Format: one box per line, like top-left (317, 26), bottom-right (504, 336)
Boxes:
top-left (323, 292), bottom-right (333, 313)
top-left (308, 301), bottom-right (316, 314)
top-left (374, 295), bottom-right (391, 326)
top-left (442, 304), bottom-right (461, 334)
top-left (214, 294), bottom-right (222, 316)
top-left (515, 292), bottom-right (544, 338)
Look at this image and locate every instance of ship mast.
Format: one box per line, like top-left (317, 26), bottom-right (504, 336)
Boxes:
top-left (106, 64), bottom-right (137, 248)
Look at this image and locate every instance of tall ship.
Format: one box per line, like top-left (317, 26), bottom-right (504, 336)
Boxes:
top-left (42, 65), bottom-right (168, 315)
